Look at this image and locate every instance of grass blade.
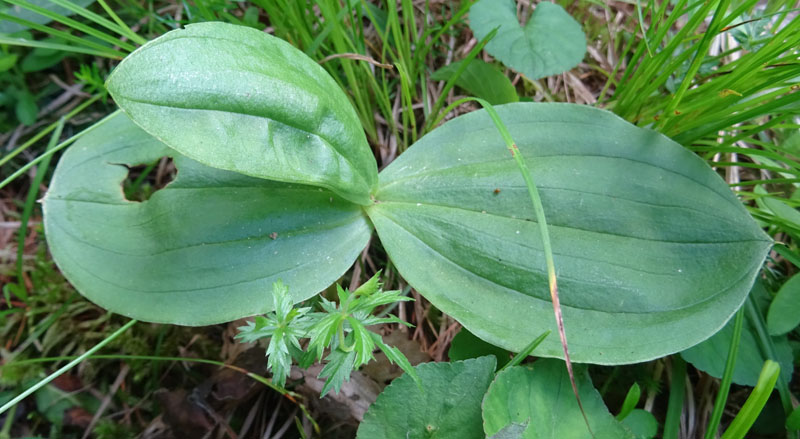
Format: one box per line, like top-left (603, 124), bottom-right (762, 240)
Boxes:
top-left (720, 360), bottom-right (780, 439)
top-left (745, 294), bottom-right (793, 414)
top-left (705, 306), bottom-right (745, 439)
top-left (0, 110), bottom-right (119, 191)
top-left (94, 0), bottom-right (147, 45)
top-left (663, 356), bottom-right (687, 439)
top-left (0, 94), bottom-right (103, 169)
top-left (0, 35), bottom-right (123, 58)
top-left (3, 0), bottom-right (136, 52)
top-left (0, 12), bottom-right (126, 58)
top-left (15, 118), bottom-right (64, 290)
top-left (499, 330), bottom-right (550, 372)
top-left (0, 319), bottom-right (137, 416)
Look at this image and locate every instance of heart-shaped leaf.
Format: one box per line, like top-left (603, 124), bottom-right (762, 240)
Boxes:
top-left (469, 0), bottom-right (586, 80)
top-left (43, 112), bottom-right (371, 325)
top-left (367, 103), bottom-right (771, 364)
top-left (482, 360), bottom-right (634, 438)
top-left (107, 22), bottom-right (377, 206)
top-left (357, 356), bottom-right (496, 438)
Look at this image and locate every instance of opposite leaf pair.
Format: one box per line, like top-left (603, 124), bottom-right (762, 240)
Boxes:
top-left (44, 22), bottom-right (771, 366)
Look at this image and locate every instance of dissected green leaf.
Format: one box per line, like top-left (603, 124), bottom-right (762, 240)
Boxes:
top-left (357, 356), bottom-right (496, 439)
top-left (767, 272), bottom-right (800, 336)
top-left (236, 281), bottom-right (312, 388)
top-left (431, 59), bottom-right (519, 105)
top-left (107, 22), bottom-right (377, 205)
top-left (448, 327), bottom-right (510, 369)
top-left (0, 0), bottom-right (95, 33)
top-left (43, 112), bottom-right (371, 325)
top-left (681, 283), bottom-right (793, 387)
top-left (318, 349), bottom-right (357, 396)
top-left (368, 103), bottom-right (771, 364)
top-left (469, 0), bottom-right (586, 79)
top-left (482, 359), bottom-right (634, 438)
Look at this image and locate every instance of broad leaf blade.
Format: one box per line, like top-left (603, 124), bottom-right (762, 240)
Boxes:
top-left (107, 22), bottom-right (377, 205)
top-left (482, 360), bottom-right (634, 438)
top-left (43, 112), bottom-right (371, 325)
top-left (369, 103), bottom-right (771, 364)
top-left (357, 356), bottom-right (496, 439)
top-left (469, 0), bottom-right (586, 80)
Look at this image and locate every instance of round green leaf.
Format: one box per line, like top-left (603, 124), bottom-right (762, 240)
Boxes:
top-left (106, 22), bottom-right (377, 206)
top-left (368, 103), bottom-right (771, 364)
top-left (357, 356), bottom-right (496, 439)
top-left (482, 360), bottom-right (634, 438)
top-left (767, 272), bottom-right (800, 336)
top-left (43, 112), bottom-right (371, 325)
top-left (469, 0), bottom-right (586, 79)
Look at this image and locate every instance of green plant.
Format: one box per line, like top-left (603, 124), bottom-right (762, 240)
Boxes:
top-left (236, 274), bottom-right (418, 395)
top-left (2, 1), bottom-right (796, 436)
top-left (39, 20), bottom-right (770, 365)
top-left (468, 0), bottom-right (586, 80)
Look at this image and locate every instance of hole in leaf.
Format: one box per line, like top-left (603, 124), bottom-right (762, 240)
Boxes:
top-left (122, 157), bottom-right (175, 202)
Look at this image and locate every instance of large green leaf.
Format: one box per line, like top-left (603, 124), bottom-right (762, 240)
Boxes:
top-left (368, 103), bottom-right (771, 364)
top-left (482, 359), bottom-right (634, 439)
top-left (43, 112), bottom-right (371, 325)
top-left (469, 0), bottom-right (585, 80)
top-left (357, 356), bottom-right (496, 438)
top-left (106, 22), bottom-right (377, 206)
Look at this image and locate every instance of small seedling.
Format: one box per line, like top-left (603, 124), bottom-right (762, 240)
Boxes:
top-left (236, 274), bottom-right (419, 395)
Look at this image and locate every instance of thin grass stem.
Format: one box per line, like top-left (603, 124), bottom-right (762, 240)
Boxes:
top-left (15, 118), bottom-right (64, 288)
top-left (705, 306), bottom-right (745, 439)
top-left (0, 94), bottom-right (103, 169)
top-left (0, 319), bottom-right (137, 416)
top-left (0, 110), bottom-right (119, 191)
